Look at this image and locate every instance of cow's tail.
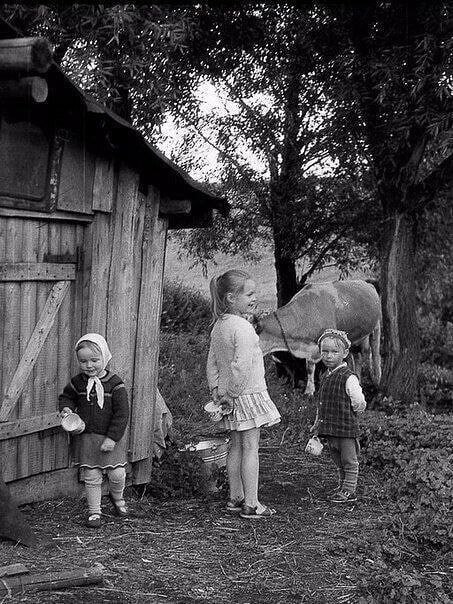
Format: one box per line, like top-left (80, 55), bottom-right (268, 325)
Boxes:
top-left (370, 320), bottom-right (382, 386)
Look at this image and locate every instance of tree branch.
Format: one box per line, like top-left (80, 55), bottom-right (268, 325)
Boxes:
top-left (409, 150), bottom-right (453, 207)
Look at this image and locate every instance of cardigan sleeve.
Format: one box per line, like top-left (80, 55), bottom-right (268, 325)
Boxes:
top-left (206, 341), bottom-right (219, 393)
top-left (106, 381), bottom-right (129, 441)
top-left (227, 324), bottom-right (254, 397)
top-left (58, 380), bottom-right (78, 412)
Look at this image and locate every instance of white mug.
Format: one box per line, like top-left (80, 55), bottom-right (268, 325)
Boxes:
top-left (305, 436), bottom-right (323, 456)
top-left (61, 412), bottom-right (85, 435)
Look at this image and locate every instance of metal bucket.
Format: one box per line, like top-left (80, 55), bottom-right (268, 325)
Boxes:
top-left (184, 437), bottom-right (229, 493)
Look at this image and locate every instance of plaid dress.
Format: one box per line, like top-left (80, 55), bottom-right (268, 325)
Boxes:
top-left (315, 366), bottom-right (359, 438)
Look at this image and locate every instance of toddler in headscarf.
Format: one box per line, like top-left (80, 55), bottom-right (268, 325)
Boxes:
top-left (59, 334), bottom-right (129, 528)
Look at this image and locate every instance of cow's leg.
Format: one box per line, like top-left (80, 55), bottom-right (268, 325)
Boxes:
top-left (370, 321), bottom-right (382, 385)
top-left (355, 337), bottom-right (370, 383)
top-left (304, 360), bottom-right (316, 395)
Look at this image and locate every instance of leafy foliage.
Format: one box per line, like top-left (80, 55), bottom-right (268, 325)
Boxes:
top-left (1, 4), bottom-right (198, 123)
top-left (164, 4), bottom-right (371, 303)
top-left (161, 279), bottom-right (211, 334)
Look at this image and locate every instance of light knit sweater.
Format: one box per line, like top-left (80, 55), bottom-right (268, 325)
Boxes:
top-left (207, 313), bottom-right (267, 398)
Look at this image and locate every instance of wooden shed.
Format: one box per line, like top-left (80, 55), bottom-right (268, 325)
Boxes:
top-left (0, 28), bottom-right (226, 504)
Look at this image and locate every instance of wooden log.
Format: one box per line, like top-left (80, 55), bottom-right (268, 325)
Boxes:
top-left (0, 568), bottom-right (103, 596)
top-left (0, 38), bottom-right (53, 74)
top-left (0, 77), bottom-right (48, 103)
top-left (0, 563), bottom-right (29, 577)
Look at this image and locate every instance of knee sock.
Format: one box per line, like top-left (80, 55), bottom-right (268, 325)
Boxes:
top-left (84, 468), bottom-right (103, 516)
top-left (108, 466), bottom-right (126, 505)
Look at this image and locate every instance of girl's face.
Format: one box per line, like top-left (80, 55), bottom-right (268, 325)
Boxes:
top-left (77, 345), bottom-right (104, 377)
top-left (227, 279), bottom-right (257, 317)
top-left (320, 337), bottom-right (348, 369)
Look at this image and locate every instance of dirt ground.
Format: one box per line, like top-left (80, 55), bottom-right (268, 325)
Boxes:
top-left (0, 444), bottom-right (384, 604)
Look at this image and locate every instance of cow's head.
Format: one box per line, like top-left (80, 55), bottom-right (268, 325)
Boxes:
top-left (256, 312), bottom-right (321, 363)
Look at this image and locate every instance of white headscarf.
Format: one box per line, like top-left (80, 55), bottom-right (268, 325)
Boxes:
top-left (75, 333), bottom-right (112, 410)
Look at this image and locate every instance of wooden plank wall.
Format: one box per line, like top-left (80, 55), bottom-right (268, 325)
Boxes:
top-left (131, 187), bottom-right (168, 482)
top-left (1, 153), bottom-right (168, 494)
top-left (0, 218), bottom-right (81, 482)
top-left (85, 165), bottom-right (165, 476)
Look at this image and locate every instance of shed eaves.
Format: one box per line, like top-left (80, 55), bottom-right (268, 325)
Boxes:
top-left (0, 18), bottom-right (228, 215)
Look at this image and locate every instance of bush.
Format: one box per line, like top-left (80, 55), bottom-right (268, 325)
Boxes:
top-left (418, 363), bottom-right (453, 411)
top-left (161, 279), bottom-right (211, 333)
top-left (361, 408), bottom-right (453, 549)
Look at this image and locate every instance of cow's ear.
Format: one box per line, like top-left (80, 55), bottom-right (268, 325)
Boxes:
top-left (311, 349), bottom-right (322, 363)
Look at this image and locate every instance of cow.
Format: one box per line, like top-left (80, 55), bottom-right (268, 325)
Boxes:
top-left (256, 279), bottom-right (381, 395)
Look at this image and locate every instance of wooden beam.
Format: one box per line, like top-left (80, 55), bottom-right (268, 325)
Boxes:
top-left (0, 280), bottom-right (71, 421)
top-left (0, 207), bottom-right (94, 224)
top-left (0, 77), bottom-right (48, 103)
top-left (0, 262), bottom-right (75, 282)
top-left (159, 198), bottom-right (191, 215)
top-left (92, 156), bottom-right (115, 212)
top-left (0, 38), bottom-right (53, 74)
top-left (6, 468), bottom-right (83, 505)
top-left (0, 412), bottom-right (61, 441)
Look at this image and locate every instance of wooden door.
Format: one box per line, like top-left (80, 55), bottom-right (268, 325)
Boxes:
top-left (0, 218), bottom-right (83, 483)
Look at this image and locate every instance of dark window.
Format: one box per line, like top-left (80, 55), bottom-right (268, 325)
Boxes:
top-left (0, 117), bottom-right (51, 208)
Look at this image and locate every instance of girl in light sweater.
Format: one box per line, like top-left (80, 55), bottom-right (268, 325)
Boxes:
top-left (207, 269), bottom-right (280, 519)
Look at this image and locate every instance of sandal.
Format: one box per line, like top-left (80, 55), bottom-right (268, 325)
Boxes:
top-left (226, 498), bottom-right (245, 513)
top-left (86, 514), bottom-right (101, 528)
top-left (109, 494), bottom-right (129, 517)
top-left (240, 504), bottom-right (276, 519)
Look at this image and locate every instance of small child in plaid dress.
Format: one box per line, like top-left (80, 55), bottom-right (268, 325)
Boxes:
top-left (311, 329), bottom-right (366, 503)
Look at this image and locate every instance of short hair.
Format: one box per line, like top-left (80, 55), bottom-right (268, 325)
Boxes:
top-left (209, 269), bottom-right (250, 321)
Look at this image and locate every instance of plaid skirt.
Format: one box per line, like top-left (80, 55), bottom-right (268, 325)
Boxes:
top-left (222, 390), bottom-right (281, 432)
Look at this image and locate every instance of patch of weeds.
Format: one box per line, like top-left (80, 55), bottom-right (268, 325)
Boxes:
top-left (346, 408), bottom-right (453, 602)
top-left (145, 440), bottom-right (219, 500)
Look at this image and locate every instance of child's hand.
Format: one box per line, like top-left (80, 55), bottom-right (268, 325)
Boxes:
top-left (60, 407), bottom-right (72, 418)
top-left (100, 437), bottom-right (116, 452)
top-left (211, 387), bottom-right (219, 403)
top-left (309, 420), bottom-right (319, 435)
top-left (219, 395), bottom-right (234, 414)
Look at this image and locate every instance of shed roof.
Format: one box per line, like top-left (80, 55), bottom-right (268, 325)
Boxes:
top-left (0, 18), bottom-right (228, 220)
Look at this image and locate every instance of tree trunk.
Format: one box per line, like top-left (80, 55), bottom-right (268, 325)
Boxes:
top-left (380, 211), bottom-right (420, 402)
top-left (273, 233), bottom-right (298, 306)
top-left (269, 181), bottom-right (298, 306)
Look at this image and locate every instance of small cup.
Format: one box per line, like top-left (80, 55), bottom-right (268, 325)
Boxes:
top-left (204, 401), bottom-right (223, 422)
top-left (305, 436), bottom-right (323, 456)
top-left (61, 412), bottom-right (85, 435)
